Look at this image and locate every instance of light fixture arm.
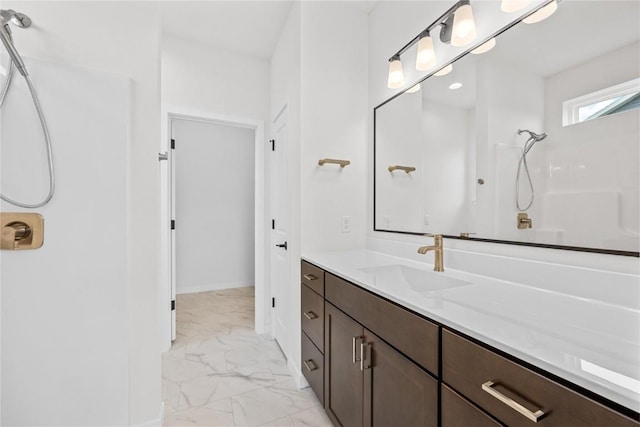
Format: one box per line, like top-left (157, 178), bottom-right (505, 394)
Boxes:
top-left (387, 0), bottom-right (468, 61)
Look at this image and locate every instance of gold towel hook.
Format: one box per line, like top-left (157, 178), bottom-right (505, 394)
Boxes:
top-left (388, 165), bottom-right (416, 174)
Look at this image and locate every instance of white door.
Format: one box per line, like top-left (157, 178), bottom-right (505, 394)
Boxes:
top-left (271, 108), bottom-right (289, 355)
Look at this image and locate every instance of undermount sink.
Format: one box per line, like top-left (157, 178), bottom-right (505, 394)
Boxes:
top-left (359, 264), bottom-right (471, 292)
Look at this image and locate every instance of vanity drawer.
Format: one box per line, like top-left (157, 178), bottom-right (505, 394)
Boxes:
top-left (301, 261), bottom-right (325, 296)
top-left (442, 384), bottom-right (503, 427)
top-left (301, 331), bottom-right (324, 405)
top-left (442, 329), bottom-right (639, 427)
top-left (301, 283), bottom-right (324, 352)
top-left (325, 273), bottom-right (439, 375)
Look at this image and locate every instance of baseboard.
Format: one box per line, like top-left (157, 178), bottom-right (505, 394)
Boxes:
top-left (134, 402), bottom-right (164, 427)
top-left (176, 281), bottom-right (254, 295)
top-left (287, 357), bottom-right (310, 389)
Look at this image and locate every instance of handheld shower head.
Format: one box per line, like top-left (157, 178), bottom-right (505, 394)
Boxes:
top-left (518, 129), bottom-right (547, 142)
top-left (0, 9), bottom-right (29, 77)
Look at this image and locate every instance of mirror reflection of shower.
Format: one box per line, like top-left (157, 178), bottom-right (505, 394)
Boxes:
top-left (515, 129), bottom-right (548, 211)
top-left (0, 9), bottom-right (55, 208)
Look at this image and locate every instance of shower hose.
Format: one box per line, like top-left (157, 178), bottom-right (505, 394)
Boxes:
top-left (515, 137), bottom-right (537, 211)
top-left (0, 47), bottom-right (55, 208)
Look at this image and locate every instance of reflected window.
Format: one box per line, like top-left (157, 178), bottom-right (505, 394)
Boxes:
top-left (563, 77), bottom-right (640, 126)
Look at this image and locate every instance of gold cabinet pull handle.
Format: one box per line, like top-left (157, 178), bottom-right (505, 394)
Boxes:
top-left (482, 381), bottom-right (545, 423)
top-left (303, 274), bottom-right (316, 281)
top-left (303, 359), bottom-right (317, 372)
top-left (352, 336), bottom-right (362, 363)
top-left (303, 311), bottom-right (317, 320)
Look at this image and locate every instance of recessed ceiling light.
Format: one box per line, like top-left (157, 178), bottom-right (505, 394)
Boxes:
top-left (449, 82), bottom-right (462, 90)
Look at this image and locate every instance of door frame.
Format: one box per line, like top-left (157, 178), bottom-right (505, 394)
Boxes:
top-left (159, 105), bottom-right (269, 351)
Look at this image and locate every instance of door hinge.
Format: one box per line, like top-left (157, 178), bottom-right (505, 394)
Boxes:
top-left (272, 219), bottom-right (275, 230)
top-left (171, 300), bottom-right (176, 311)
top-left (171, 139), bottom-right (175, 149)
top-left (272, 297), bottom-right (275, 308)
top-left (270, 139), bottom-right (275, 151)
top-left (171, 220), bottom-right (175, 230)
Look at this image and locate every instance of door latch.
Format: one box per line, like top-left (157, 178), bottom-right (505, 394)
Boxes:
top-left (275, 241), bottom-right (288, 250)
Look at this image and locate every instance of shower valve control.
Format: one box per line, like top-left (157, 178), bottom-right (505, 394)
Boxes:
top-left (1, 212), bottom-right (44, 250)
top-left (517, 213), bottom-right (533, 230)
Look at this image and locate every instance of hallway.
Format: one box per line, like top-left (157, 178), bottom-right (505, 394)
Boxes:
top-left (162, 287), bottom-right (331, 426)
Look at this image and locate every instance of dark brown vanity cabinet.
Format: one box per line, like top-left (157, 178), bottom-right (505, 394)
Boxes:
top-left (324, 302), bottom-right (438, 427)
top-left (301, 260), bottom-right (639, 427)
top-left (300, 261), bottom-right (325, 405)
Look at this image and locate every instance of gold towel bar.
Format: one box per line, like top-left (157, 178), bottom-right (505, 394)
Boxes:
top-left (388, 165), bottom-right (416, 173)
top-left (318, 158), bottom-right (350, 168)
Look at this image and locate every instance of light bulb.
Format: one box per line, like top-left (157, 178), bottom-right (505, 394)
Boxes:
top-left (501, 0), bottom-right (531, 13)
top-left (406, 84), bottom-right (421, 93)
top-left (451, 3), bottom-right (477, 47)
top-left (523, 0), bottom-right (558, 24)
top-left (471, 38), bottom-right (496, 54)
top-left (415, 32), bottom-right (437, 71)
top-left (387, 56), bottom-right (405, 89)
top-left (434, 64), bottom-right (453, 77)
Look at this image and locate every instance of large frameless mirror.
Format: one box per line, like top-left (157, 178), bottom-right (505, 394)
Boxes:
top-left (374, 0), bottom-right (640, 256)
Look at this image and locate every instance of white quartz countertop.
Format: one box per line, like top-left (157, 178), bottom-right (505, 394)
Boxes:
top-left (302, 250), bottom-right (640, 413)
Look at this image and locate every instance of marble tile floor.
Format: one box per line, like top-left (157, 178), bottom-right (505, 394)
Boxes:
top-left (162, 286), bottom-right (333, 427)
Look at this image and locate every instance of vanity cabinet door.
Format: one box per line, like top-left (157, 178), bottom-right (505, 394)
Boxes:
top-left (363, 330), bottom-right (438, 427)
top-left (325, 303), bottom-right (364, 427)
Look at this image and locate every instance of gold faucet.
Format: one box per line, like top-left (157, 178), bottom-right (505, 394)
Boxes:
top-left (417, 234), bottom-right (444, 272)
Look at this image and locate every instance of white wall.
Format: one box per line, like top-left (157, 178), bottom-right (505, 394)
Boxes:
top-left (375, 91), bottom-right (423, 231)
top-left (1, 1), bottom-right (161, 425)
top-left (162, 35), bottom-right (270, 121)
top-left (421, 98), bottom-right (471, 234)
top-left (300, 1), bottom-right (369, 253)
top-left (1, 58), bottom-right (131, 427)
top-left (173, 119), bottom-right (255, 294)
top-left (269, 0), bottom-right (368, 384)
top-left (368, 1), bottom-right (639, 274)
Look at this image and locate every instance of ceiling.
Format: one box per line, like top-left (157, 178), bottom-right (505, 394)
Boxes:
top-left (160, 1), bottom-right (379, 60)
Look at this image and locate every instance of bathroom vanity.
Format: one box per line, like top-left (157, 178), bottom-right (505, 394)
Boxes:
top-left (299, 255), bottom-right (640, 427)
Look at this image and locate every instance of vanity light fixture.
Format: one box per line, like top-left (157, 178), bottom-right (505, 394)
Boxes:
top-left (471, 38), bottom-right (496, 54)
top-left (406, 83), bottom-right (421, 93)
top-left (450, 0), bottom-right (477, 47)
top-left (523, 0), bottom-right (558, 24)
top-left (449, 82), bottom-right (463, 90)
top-left (386, 0), bottom-right (477, 89)
top-left (501, 0), bottom-right (531, 13)
top-left (387, 55), bottom-right (405, 89)
top-left (416, 31), bottom-right (437, 71)
top-left (434, 64), bottom-right (453, 77)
